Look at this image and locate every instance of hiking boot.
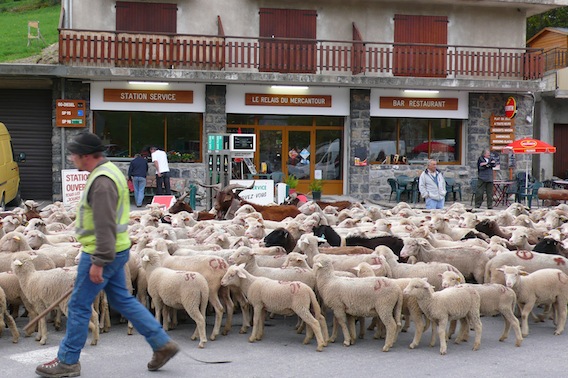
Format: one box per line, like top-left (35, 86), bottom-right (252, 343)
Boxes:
top-left (147, 341), bottom-right (179, 371)
top-left (35, 358), bottom-right (81, 378)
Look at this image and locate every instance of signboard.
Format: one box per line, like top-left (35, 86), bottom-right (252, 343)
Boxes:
top-left (151, 195), bottom-right (176, 209)
top-left (379, 97), bottom-right (459, 111)
top-left (245, 93), bottom-right (332, 107)
top-left (490, 115), bottom-right (515, 152)
top-left (229, 180), bottom-right (274, 205)
top-left (103, 89), bottom-right (194, 104)
top-left (56, 100), bottom-right (86, 127)
top-left (61, 169), bottom-right (89, 206)
top-left (505, 97), bottom-right (517, 119)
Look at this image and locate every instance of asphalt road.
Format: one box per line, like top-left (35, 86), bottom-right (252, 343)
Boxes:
top-left (2, 309), bottom-right (566, 378)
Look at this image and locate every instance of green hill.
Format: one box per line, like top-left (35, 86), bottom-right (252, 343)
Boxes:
top-left (0, 2), bottom-right (60, 63)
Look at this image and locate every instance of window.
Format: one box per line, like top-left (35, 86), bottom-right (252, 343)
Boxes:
top-left (370, 118), bottom-right (461, 164)
top-left (93, 111), bottom-right (202, 161)
top-left (116, 1), bottom-right (177, 33)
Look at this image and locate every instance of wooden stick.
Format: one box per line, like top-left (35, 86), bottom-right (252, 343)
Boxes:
top-left (23, 287), bottom-right (74, 333)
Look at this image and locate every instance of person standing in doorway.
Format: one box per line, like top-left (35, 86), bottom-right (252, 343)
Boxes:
top-left (418, 159), bottom-right (447, 209)
top-left (475, 148), bottom-right (496, 209)
top-left (128, 153), bottom-right (148, 207)
top-left (150, 146), bottom-right (171, 195)
top-left (36, 132), bottom-right (178, 378)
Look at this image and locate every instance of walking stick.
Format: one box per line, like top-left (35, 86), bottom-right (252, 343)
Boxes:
top-left (23, 287), bottom-right (74, 334)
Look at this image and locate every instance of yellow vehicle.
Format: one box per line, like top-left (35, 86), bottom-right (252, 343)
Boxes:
top-left (0, 122), bottom-right (25, 210)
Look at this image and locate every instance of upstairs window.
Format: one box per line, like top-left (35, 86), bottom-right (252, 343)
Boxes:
top-left (116, 1), bottom-right (177, 33)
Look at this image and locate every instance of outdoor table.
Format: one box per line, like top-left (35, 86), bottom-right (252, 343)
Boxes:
top-left (493, 180), bottom-right (515, 207)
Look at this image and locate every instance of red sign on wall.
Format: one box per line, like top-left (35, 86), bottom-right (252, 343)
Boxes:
top-left (505, 97), bottom-right (517, 119)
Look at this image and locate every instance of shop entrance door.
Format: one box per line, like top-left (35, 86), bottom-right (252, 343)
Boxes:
top-left (257, 127), bottom-right (343, 194)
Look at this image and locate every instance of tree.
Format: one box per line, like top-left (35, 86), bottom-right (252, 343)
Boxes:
top-left (527, 7), bottom-right (568, 40)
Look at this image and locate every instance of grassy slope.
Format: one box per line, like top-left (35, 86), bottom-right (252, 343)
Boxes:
top-left (0, 4), bottom-right (60, 62)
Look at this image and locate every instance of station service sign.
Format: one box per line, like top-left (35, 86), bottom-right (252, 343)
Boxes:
top-left (56, 99), bottom-right (86, 127)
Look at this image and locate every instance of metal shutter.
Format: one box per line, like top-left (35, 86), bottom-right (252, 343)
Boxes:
top-left (0, 89), bottom-right (53, 201)
top-left (116, 1), bottom-right (177, 33)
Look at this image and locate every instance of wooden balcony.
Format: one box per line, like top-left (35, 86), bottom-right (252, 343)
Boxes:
top-left (59, 29), bottom-right (544, 80)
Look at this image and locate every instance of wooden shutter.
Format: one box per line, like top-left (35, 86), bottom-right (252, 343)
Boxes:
top-left (393, 14), bottom-right (447, 77)
top-left (116, 1), bottom-right (177, 33)
top-left (554, 124), bottom-right (568, 178)
top-left (259, 8), bottom-right (316, 73)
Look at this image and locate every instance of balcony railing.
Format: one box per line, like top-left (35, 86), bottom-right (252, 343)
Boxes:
top-left (59, 29), bottom-right (544, 80)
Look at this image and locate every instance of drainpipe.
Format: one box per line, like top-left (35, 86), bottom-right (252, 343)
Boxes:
top-left (61, 78), bottom-right (66, 170)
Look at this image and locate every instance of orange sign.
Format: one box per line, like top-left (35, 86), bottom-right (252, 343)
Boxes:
top-left (56, 99), bottom-right (86, 128)
top-left (103, 89), bottom-right (193, 103)
top-left (245, 93), bottom-right (332, 107)
top-left (380, 97), bottom-right (458, 110)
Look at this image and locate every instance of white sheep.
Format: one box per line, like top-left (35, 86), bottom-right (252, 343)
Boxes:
top-left (221, 264), bottom-right (328, 351)
top-left (138, 248), bottom-right (233, 340)
top-left (400, 238), bottom-right (488, 283)
top-left (228, 247), bottom-right (316, 289)
top-left (141, 251), bottom-right (209, 348)
top-left (484, 250), bottom-right (568, 284)
top-left (403, 277), bottom-right (482, 355)
top-left (0, 231), bottom-right (33, 252)
top-left (497, 265), bottom-right (568, 337)
top-left (375, 245), bottom-right (465, 291)
top-left (313, 255), bottom-right (402, 352)
top-left (0, 250), bottom-right (56, 273)
top-left (440, 270), bottom-right (522, 347)
top-left (0, 285), bottom-right (19, 343)
top-left (11, 256), bottom-right (99, 346)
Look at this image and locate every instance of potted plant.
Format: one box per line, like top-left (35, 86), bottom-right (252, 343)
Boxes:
top-left (308, 179), bottom-right (324, 200)
top-left (285, 174), bottom-right (299, 194)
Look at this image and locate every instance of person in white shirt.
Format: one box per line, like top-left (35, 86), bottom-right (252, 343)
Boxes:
top-left (418, 159), bottom-right (447, 209)
top-left (149, 146), bottom-right (171, 195)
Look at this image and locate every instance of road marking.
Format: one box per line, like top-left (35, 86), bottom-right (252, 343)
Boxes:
top-left (8, 347), bottom-right (89, 365)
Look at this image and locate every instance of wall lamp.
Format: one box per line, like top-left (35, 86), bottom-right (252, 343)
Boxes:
top-left (128, 81), bottom-right (170, 86)
top-left (404, 89), bottom-right (440, 94)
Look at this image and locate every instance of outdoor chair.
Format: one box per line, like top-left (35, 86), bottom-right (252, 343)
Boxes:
top-left (387, 178), bottom-right (409, 203)
top-left (518, 180), bottom-right (542, 209)
top-left (445, 177), bottom-right (462, 202)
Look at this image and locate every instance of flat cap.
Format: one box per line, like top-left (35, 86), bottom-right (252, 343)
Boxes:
top-left (67, 132), bottom-right (106, 155)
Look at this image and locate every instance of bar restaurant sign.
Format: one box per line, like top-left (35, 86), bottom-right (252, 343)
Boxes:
top-left (103, 89), bottom-right (193, 103)
top-left (380, 97), bottom-right (458, 110)
top-left (490, 115), bottom-right (515, 151)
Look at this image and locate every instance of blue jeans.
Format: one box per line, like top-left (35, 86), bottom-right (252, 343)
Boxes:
top-left (58, 250), bottom-right (170, 364)
top-left (426, 198), bottom-right (445, 209)
top-left (132, 176), bottom-right (146, 206)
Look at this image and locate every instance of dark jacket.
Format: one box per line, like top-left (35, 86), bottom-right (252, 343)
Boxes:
top-left (128, 156), bottom-right (149, 179)
top-left (477, 156), bottom-right (495, 182)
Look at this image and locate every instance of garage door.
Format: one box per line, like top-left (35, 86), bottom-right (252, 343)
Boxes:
top-left (0, 89), bottom-right (53, 201)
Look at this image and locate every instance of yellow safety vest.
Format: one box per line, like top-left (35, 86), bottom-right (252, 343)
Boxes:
top-left (76, 161), bottom-right (131, 253)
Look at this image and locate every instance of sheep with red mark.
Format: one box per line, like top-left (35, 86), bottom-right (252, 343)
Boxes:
top-left (141, 248), bottom-right (233, 340)
top-left (484, 250), bottom-right (568, 284)
top-left (440, 270), bottom-right (522, 347)
top-left (403, 278), bottom-right (482, 355)
top-left (498, 266), bottom-right (568, 336)
top-left (140, 250), bottom-right (209, 348)
top-left (400, 238), bottom-right (488, 284)
top-left (221, 264), bottom-right (328, 351)
top-left (313, 255), bottom-right (402, 352)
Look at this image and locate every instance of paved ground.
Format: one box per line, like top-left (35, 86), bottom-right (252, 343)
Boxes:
top-left (3, 309), bottom-right (567, 378)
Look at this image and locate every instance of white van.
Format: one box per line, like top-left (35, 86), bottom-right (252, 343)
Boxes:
top-left (0, 122), bottom-right (25, 210)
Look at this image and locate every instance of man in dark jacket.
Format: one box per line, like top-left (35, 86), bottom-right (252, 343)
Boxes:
top-left (475, 149), bottom-right (495, 209)
top-left (128, 153), bottom-right (148, 207)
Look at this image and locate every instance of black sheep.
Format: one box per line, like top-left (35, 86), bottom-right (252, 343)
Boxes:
top-left (312, 225), bottom-right (341, 247)
top-left (345, 235), bottom-right (404, 256)
top-left (263, 228), bottom-right (297, 253)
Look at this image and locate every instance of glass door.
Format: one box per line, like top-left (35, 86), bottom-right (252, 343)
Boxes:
top-left (258, 129), bottom-right (282, 176)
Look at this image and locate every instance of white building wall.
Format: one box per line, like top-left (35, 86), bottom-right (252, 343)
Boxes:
top-left (69, 0), bottom-right (526, 48)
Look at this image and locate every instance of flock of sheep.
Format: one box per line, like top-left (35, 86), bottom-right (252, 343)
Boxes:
top-left (0, 198), bottom-right (568, 356)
